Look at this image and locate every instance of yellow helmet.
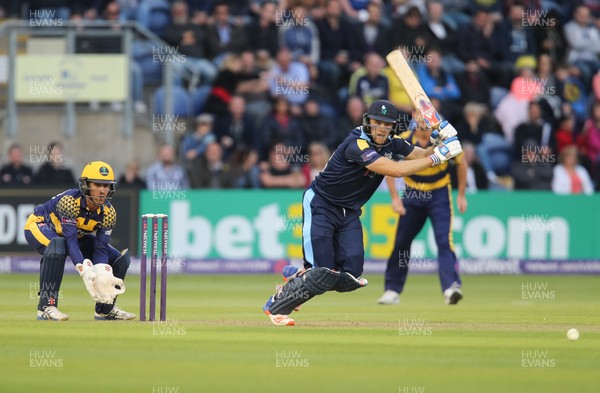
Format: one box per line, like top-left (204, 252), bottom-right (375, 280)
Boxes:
top-left (79, 161), bottom-right (116, 202)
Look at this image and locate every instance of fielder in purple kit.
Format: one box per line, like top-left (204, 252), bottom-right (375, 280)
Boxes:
top-left (262, 100), bottom-right (463, 326)
top-left (23, 161), bottom-right (135, 321)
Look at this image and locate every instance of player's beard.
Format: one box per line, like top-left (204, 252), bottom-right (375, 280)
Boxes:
top-left (372, 131), bottom-right (390, 147)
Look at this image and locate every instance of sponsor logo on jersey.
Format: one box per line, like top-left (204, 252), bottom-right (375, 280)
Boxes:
top-left (361, 150), bottom-right (378, 162)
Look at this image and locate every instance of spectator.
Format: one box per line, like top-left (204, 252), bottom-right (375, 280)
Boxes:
top-left (416, 48), bottom-right (461, 108)
top-left (425, 1), bottom-right (463, 74)
top-left (511, 139), bottom-right (553, 190)
top-left (578, 100), bottom-right (600, 184)
top-left (351, 52), bottom-right (389, 106)
top-left (355, 0), bottom-right (393, 58)
top-left (392, 6), bottom-right (429, 50)
top-left (536, 53), bottom-right (560, 114)
top-left (457, 9), bottom-right (509, 87)
top-left (564, 5), bottom-right (600, 84)
top-left (205, 1), bottom-right (245, 64)
top-left (509, 56), bottom-right (542, 101)
top-left (230, 147), bottom-right (261, 189)
top-left (202, 51), bottom-right (268, 110)
top-left (204, 54), bottom-right (244, 116)
top-left (456, 59), bottom-right (491, 105)
top-left (456, 102), bottom-right (510, 181)
top-left (146, 144), bottom-right (190, 190)
top-left (236, 50), bottom-right (271, 126)
top-left (215, 95), bottom-right (260, 160)
top-left (1, 143), bottom-right (34, 186)
top-left (180, 113), bottom-right (217, 165)
top-left (456, 102), bottom-right (499, 145)
top-left (34, 142), bottom-right (75, 186)
top-left (279, 5), bottom-right (320, 65)
top-left (301, 142), bottom-right (331, 186)
top-left (513, 101), bottom-right (554, 159)
top-left (593, 69), bottom-right (600, 101)
top-left (456, 8), bottom-right (494, 64)
top-left (315, 0), bottom-right (361, 93)
top-left (118, 160), bottom-right (146, 189)
top-left (495, 3), bottom-right (538, 64)
top-left (555, 64), bottom-right (588, 122)
top-left (297, 98), bottom-right (336, 149)
top-left (261, 96), bottom-right (304, 160)
top-left (533, 8), bottom-right (566, 65)
top-left (554, 114), bottom-right (577, 155)
top-left (245, 0), bottom-right (279, 60)
top-left (259, 143), bottom-right (306, 189)
top-left (163, 1), bottom-right (203, 50)
top-left (268, 47), bottom-right (311, 107)
top-left (552, 145), bottom-right (594, 195)
top-left (101, 2), bottom-right (124, 32)
top-left (336, 96), bottom-right (366, 148)
top-left (494, 68), bottom-right (539, 144)
top-left (163, 1), bottom-right (217, 87)
top-left (188, 142), bottom-right (236, 188)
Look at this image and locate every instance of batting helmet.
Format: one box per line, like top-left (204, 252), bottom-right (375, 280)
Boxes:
top-left (79, 161), bottom-right (116, 202)
top-left (362, 100), bottom-right (401, 145)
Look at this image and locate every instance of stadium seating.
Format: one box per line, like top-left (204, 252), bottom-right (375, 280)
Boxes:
top-left (152, 85), bottom-right (192, 117)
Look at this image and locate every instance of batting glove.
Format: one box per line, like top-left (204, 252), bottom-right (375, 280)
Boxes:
top-left (76, 259), bottom-right (102, 303)
top-left (430, 137), bottom-right (462, 165)
top-left (430, 120), bottom-right (458, 146)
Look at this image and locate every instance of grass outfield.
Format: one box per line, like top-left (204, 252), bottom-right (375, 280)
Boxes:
top-left (0, 273), bottom-right (598, 393)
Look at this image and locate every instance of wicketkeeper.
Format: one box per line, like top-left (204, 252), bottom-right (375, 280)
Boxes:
top-left (24, 161), bottom-right (135, 321)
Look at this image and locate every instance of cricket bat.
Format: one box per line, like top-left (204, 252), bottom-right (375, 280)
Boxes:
top-left (385, 49), bottom-right (444, 129)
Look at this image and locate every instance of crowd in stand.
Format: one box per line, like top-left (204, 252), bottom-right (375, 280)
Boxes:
top-left (2, 0), bottom-right (600, 195)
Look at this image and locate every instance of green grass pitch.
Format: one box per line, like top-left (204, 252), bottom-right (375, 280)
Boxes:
top-left (0, 273), bottom-right (598, 393)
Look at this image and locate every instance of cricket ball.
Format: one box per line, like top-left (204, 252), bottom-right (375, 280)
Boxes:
top-left (566, 328), bottom-right (579, 341)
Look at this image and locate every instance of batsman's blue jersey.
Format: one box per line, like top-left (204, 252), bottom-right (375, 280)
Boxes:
top-left (25, 189), bottom-right (117, 265)
top-left (311, 127), bottom-right (414, 210)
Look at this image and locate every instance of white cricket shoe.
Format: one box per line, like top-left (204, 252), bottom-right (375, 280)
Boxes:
top-left (95, 306), bottom-right (136, 320)
top-left (377, 290), bottom-right (399, 305)
top-left (37, 306), bottom-right (69, 321)
top-left (444, 283), bottom-right (463, 305)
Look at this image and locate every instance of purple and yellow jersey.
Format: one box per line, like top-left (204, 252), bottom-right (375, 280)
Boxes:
top-left (29, 189), bottom-right (116, 265)
top-left (311, 127), bottom-right (414, 210)
top-left (399, 130), bottom-right (463, 191)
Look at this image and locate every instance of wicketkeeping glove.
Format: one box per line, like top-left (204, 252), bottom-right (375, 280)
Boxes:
top-left (430, 120), bottom-right (458, 146)
top-left (430, 137), bottom-right (462, 165)
top-left (76, 259), bottom-right (102, 302)
top-left (92, 264), bottom-right (125, 304)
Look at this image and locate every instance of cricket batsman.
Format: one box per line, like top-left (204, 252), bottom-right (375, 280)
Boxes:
top-left (262, 100), bottom-right (463, 326)
top-left (378, 112), bottom-right (468, 306)
top-left (24, 161), bottom-right (135, 321)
